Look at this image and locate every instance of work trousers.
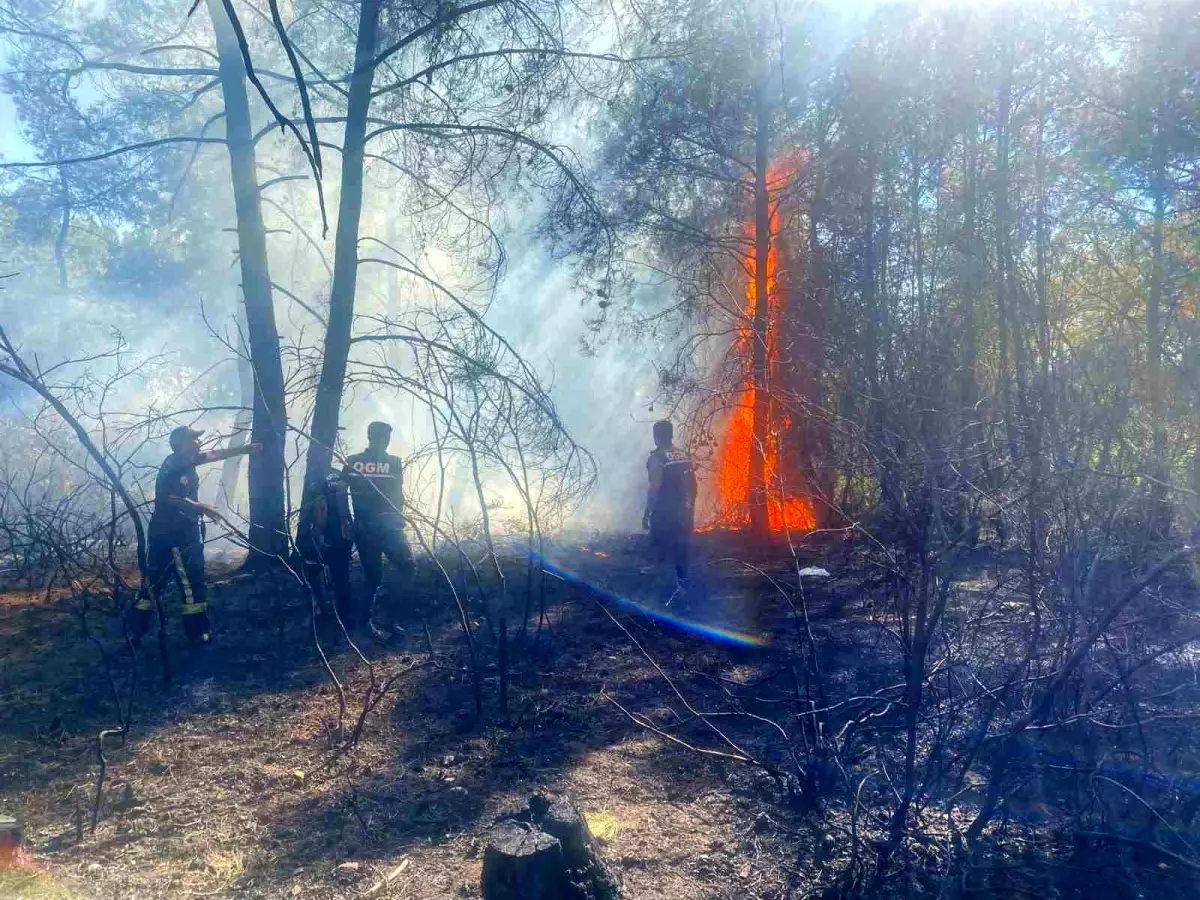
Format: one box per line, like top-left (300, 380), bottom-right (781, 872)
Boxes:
top-left (132, 529), bottom-right (209, 641)
top-left (298, 531), bottom-right (355, 626)
top-left (650, 513), bottom-right (692, 582)
top-left (355, 517), bottom-right (413, 623)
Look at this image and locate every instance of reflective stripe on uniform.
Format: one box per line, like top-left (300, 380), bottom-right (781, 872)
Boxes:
top-left (171, 547), bottom-right (206, 616)
top-left (135, 594), bottom-right (154, 612)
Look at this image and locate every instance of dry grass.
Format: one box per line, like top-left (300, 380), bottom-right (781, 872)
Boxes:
top-left (0, 869), bottom-right (79, 900)
top-left (7, 533), bottom-right (1196, 899)
top-left (0, 537), bottom-right (806, 899)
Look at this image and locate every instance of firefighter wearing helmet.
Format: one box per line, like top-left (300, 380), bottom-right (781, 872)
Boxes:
top-left (130, 426), bottom-right (260, 644)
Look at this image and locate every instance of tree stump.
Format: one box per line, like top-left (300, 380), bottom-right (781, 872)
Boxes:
top-left (534, 794), bottom-right (620, 900)
top-left (482, 823), bottom-right (567, 900)
top-left (482, 795), bottom-right (619, 900)
top-left (0, 813), bottom-right (22, 867)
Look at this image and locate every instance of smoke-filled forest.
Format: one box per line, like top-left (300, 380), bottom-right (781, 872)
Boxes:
top-left (0, 0), bottom-right (1198, 897)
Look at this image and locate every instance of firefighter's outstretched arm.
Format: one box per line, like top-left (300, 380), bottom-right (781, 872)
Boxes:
top-left (196, 442), bottom-right (263, 465)
top-left (163, 496), bottom-right (221, 520)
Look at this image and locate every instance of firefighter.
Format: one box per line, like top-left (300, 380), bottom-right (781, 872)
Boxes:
top-left (341, 421), bottom-right (413, 638)
top-left (131, 426), bottom-right (260, 644)
top-left (296, 470), bottom-right (355, 627)
top-left (642, 420), bottom-right (697, 586)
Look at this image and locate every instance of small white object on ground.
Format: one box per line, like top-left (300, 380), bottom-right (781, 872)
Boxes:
top-left (363, 859), bottom-right (410, 897)
top-left (798, 567), bottom-right (831, 578)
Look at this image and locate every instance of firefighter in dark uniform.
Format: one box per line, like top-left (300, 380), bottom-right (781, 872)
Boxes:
top-left (342, 421), bottom-right (413, 637)
top-left (296, 470), bottom-right (355, 626)
top-left (131, 426), bottom-right (260, 644)
top-left (642, 420), bottom-right (697, 585)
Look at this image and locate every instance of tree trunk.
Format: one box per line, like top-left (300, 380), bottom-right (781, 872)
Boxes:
top-left (302, 0), bottom-right (382, 495)
top-left (1029, 47), bottom-right (1051, 642)
top-left (55, 168), bottom-right (70, 288)
top-left (1192, 316), bottom-right (1200, 504)
top-left (1035, 56), bottom-right (1054, 453)
top-left (910, 129), bottom-right (925, 341)
top-left (1148, 110), bottom-right (1169, 529)
top-left (218, 324), bottom-right (255, 513)
top-left (862, 141), bottom-right (885, 513)
top-left (995, 43), bottom-right (1016, 459)
top-left (749, 74), bottom-right (771, 536)
top-left (208, 0), bottom-right (289, 559)
top-left (801, 108), bottom-right (832, 518)
top-left (0, 813), bottom-right (21, 867)
top-left (872, 554), bottom-right (947, 889)
top-left (959, 120), bottom-right (979, 421)
top-left (959, 117), bottom-right (982, 544)
top-left (482, 794), bottom-right (619, 900)
top-left (483, 825), bottom-right (568, 900)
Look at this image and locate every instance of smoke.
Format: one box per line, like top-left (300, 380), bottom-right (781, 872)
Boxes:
top-left (0, 147), bottom-right (668, 540)
top-left (0, 2), bottom-right (688, 541)
top-left (481, 229), bottom-right (663, 530)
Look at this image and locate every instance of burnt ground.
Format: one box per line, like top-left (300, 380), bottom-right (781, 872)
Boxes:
top-left (0, 531), bottom-right (842, 900)
top-left (1, 531), bottom-right (1199, 899)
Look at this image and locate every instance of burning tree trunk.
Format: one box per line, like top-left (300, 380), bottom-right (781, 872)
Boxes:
top-left (749, 75), bottom-right (772, 537)
top-left (708, 145), bottom-right (818, 536)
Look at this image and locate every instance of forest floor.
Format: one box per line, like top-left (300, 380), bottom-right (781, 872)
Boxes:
top-left (1, 531), bottom-right (1199, 899)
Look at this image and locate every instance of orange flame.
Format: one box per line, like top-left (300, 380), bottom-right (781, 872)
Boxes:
top-left (705, 156), bottom-right (815, 534)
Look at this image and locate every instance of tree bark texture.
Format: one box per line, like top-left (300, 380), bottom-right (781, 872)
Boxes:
top-left (482, 795), bottom-right (619, 900)
top-left (218, 325), bottom-right (256, 513)
top-left (208, 0), bottom-right (289, 559)
top-left (302, 0), bottom-right (382, 494)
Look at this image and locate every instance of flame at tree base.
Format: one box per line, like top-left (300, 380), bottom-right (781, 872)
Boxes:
top-left (706, 389), bottom-right (816, 534)
top-left (702, 155), bottom-right (816, 535)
